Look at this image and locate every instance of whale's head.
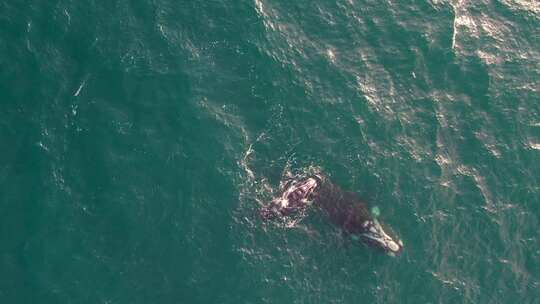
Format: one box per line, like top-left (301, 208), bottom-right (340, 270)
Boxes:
top-left (358, 218), bottom-right (403, 256)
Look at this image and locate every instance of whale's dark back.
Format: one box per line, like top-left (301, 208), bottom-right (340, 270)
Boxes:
top-left (313, 179), bottom-right (372, 234)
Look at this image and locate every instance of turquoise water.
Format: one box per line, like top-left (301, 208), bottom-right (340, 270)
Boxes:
top-left (1, 0), bottom-right (539, 303)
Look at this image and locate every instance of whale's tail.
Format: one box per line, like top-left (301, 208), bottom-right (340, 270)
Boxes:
top-left (260, 175), bottom-right (322, 220)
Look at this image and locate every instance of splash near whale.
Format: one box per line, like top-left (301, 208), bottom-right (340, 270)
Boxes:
top-left (260, 171), bottom-right (404, 256)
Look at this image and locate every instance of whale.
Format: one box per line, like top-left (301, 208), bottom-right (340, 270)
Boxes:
top-left (260, 173), bottom-right (404, 256)
top-left (260, 175), bottom-right (322, 219)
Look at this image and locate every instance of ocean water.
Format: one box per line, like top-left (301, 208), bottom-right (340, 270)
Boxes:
top-left (1, 0), bottom-right (539, 303)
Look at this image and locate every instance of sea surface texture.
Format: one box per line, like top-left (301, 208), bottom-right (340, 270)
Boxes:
top-left (1, 0), bottom-right (539, 303)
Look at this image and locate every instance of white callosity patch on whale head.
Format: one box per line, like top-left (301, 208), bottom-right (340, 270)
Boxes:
top-left (387, 240), bottom-right (400, 252)
top-left (361, 219), bottom-right (403, 255)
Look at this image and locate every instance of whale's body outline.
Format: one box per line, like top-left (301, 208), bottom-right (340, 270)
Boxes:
top-left (260, 172), bottom-right (404, 255)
